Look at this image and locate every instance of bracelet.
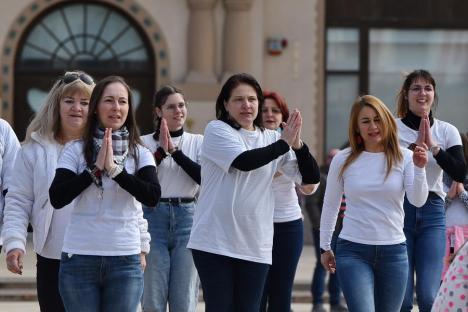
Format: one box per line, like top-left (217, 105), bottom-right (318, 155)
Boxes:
top-left (107, 165), bottom-right (123, 178)
top-left (168, 146), bottom-right (178, 155)
top-left (154, 146), bottom-right (168, 165)
top-left (429, 145), bottom-right (440, 155)
top-left (85, 165), bottom-right (102, 188)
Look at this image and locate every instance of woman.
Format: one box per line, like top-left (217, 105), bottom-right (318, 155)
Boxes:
top-left (49, 76), bottom-right (161, 312)
top-left (187, 73), bottom-right (319, 311)
top-left (395, 69), bottom-right (466, 312)
top-left (260, 90), bottom-right (320, 312)
top-left (320, 95), bottom-right (428, 312)
top-left (141, 85), bottom-right (202, 312)
top-left (0, 116), bottom-right (21, 252)
top-left (2, 71), bottom-right (93, 311)
top-left (441, 132), bottom-right (468, 279)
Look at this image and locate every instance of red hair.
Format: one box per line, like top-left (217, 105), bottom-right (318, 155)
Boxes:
top-left (263, 90), bottom-right (290, 122)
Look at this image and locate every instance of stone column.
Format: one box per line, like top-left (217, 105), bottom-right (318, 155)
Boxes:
top-left (222, 0), bottom-right (254, 80)
top-left (186, 0), bottom-right (218, 83)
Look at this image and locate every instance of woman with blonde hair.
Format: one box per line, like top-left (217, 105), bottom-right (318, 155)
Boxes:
top-left (320, 95), bottom-right (428, 311)
top-left (2, 71), bottom-right (94, 311)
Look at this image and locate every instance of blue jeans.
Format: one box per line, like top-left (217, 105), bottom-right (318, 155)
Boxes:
top-left (311, 229), bottom-right (342, 305)
top-left (59, 253), bottom-right (143, 312)
top-left (142, 202), bottom-right (199, 312)
top-left (401, 193), bottom-right (445, 312)
top-left (261, 218), bottom-right (303, 312)
top-left (336, 239), bottom-right (408, 312)
top-left (192, 249), bottom-right (270, 312)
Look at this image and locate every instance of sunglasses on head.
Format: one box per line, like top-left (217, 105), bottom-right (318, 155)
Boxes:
top-left (62, 73), bottom-right (94, 86)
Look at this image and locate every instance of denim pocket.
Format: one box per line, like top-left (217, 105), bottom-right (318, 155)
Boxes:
top-left (120, 254), bottom-right (141, 264)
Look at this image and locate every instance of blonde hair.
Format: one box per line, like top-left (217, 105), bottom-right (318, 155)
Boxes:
top-left (339, 95), bottom-right (403, 179)
top-left (25, 71), bottom-right (94, 142)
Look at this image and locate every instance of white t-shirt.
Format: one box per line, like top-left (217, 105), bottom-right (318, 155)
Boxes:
top-left (187, 120), bottom-right (301, 264)
top-left (141, 132), bottom-right (203, 198)
top-left (397, 118), bottom-right (462, 199)
top-left (58, 140), bottom-right (155, 256)
top-left (272, 174), bottom-right (302, 223)
top-left (320, 148), bottom-right (428, 250)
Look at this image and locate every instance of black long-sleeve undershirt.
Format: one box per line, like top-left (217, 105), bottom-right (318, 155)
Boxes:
top-left (434, 145), bottom-right (466, 183)
top-left (171, 150), bottom-right (201, 184)
top-left (50, 165), bottom-right (161, 209)
top-left (294, 143), bottom-right (321, 184)
top-left (231, 139), bottom-right (290, 171)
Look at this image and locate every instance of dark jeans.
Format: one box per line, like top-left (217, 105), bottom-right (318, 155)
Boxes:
top-left (191, 249), bottom-right (269, 312)
top-left (311, 229), bottom-right (342, 305)
top-left (37, 254), bottom-right (65, 312)
top-left (261, 218), bottom-right (304, 312)
top-left (401, 193), bottom-right (446, 312)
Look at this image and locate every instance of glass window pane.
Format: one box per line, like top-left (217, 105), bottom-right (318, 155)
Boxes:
top-left (326, 75), bottom-right (359, 152)
top-left (327, 28), bottom-right (359, 71)
top-left (369, 29), bottom-right (468, 133)
top-left (17, 3), bottom-right (150, 66)
top-left (100, 12), bottom-right (129, 42)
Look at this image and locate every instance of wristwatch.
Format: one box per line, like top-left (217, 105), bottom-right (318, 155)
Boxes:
top-left (408, 143), bottom-right (417, 151)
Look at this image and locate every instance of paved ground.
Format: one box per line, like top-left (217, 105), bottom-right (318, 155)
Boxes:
top-left (0, 234), bottom-right (419, 311)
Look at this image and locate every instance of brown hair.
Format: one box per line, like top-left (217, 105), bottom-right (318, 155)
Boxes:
top-left (396, 69), bottom-right (438, 118)
top-left (339, 95), bottom-right (403, 179)
top-left (83, 76), bottom-right (141, 166)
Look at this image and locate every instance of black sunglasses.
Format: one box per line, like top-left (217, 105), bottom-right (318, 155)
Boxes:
top-left (62, 73), bottom-right (94, 86)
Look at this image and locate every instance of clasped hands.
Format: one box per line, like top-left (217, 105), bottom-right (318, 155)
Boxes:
top-left (280, 109), bottom-right (303, 150)
top-left (412, 112), bottom-right (434, 168)
top-left (159, 118), bottom-right (176, 154)
top-left (95, 128), bottom-right (117, 173)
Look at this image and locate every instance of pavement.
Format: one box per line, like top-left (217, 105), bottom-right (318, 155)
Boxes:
top-left (0, 234), bottom-right (419, 312)
top-left (0, 233), bottom-right (320, 311)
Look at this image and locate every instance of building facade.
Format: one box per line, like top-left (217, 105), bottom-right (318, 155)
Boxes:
top-left (0, 0), bottom-right (325, 160)
top-left (1, 0), bottom-right (468, 161)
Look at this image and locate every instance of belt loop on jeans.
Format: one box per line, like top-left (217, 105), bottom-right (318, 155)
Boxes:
top-left (159, 197), bottom-right (195, 204)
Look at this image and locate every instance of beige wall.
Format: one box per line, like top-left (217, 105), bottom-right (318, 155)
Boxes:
top-left (0, 0), bottom-right (324, 161)
top-left (262, 0), bottom-right (324, 160)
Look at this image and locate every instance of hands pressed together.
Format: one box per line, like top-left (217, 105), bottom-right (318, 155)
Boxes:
top-left (94, 128), bottom-right (117, 173)
top-left (281, 109), bottom-right (303, 149)
top-left (159, 118), bottom-right (175, 153)
top-left (411, 112), bottom-right (437, 168)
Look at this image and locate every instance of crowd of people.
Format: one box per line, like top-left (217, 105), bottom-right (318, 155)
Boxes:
top-left (0, 69), bottom-right (465, 312)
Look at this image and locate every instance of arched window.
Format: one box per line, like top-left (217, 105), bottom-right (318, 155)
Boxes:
top-left (15, 2), bottom-right (156, 140)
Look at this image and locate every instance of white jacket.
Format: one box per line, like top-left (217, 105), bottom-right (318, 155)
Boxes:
top-left (2, 133), bottom-right (67, 257)
top-left (0, 119), bottom-right (21, 239)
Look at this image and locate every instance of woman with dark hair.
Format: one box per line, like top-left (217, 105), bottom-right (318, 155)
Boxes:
top-left (320, 95), bottom-right (428, 312)
top-left (395, 69), bottom-right (466, 312)
top-left (141, 85), bottom-right (202, 312)
top-left (187, 73), bottom-right (319, 311)
top-left (49, 76), bottom-right (161, 312)
top-left (2, 71), bottom-right (92, 312)
top-left (260, 90), bottom-right (320, 312)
